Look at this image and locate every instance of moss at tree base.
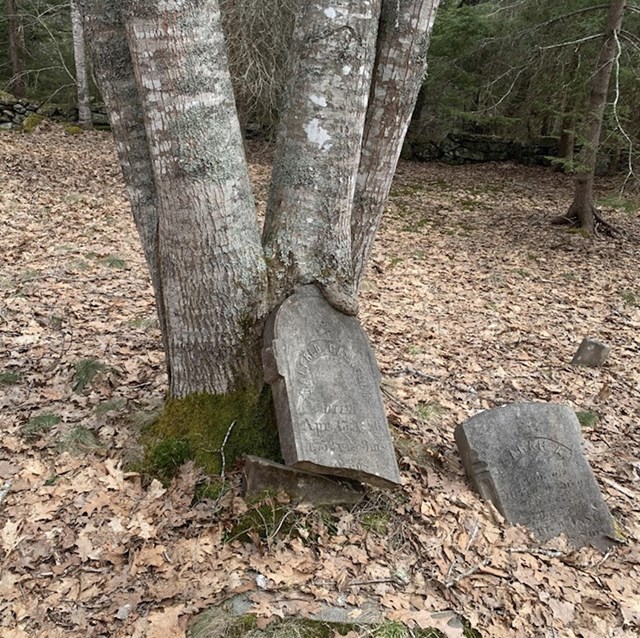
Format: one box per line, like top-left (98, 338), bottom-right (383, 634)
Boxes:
top-left (138, 385), bottom-right (282, 484)
top-left (188, 608), bottom-right (460, 637)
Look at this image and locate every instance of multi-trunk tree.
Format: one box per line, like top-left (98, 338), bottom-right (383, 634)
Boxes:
top-left (79, 0), bottom-right (440, 461)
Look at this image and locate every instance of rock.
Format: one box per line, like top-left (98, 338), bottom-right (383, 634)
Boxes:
top-left (571, 338), bottom-right (610, 367)
top-left (263, 285), bottom-right (401, 489)
top-left (244, 456), bottom-right (363, 507)
top-left (455, 402), bottom-right (615, 549)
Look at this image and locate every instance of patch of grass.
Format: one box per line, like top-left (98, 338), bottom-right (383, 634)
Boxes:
top-left (389, 256), bottom-right (404, 268)
top-left (562, 271), bottom-right (577, 281)
top-left (72, 358), bottom-right (106, 393)
top-left (576, 411), bottom-right (599, 428)
top-left (22, 413), bottom-right (61, 438)
top-left (0, 370), bottom-right (21, 385)
top-left (361, 512), bottom-right (391, 535)
top-left (128, 316), bottom-right (158, 330)
top-left (58, 426), bottom-right (101, 454)
top-left (416, 401), bottom-right (446, 423)
top-left (193, 478), bottom-right (226, 503)
top-left (94, 397), bottom-right (127, 416)
top-left (407, 345), bottom-right (423, 356)
top-left (226, 492), bottom-right (299, 545)
top-left (515, 269), bottom-right (531, 278)
top-left (597, 194), bottom-right (638, 215)
top-left (390, 185), bottom-right (425, 197)
top-left (101, 255), bottom-right (127, 269)
top-left (620, 290), bottom-right (638, 307)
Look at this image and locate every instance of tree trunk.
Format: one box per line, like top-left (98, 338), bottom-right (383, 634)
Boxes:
top-left (262, 0), bottom-right (382, 315)
top-left (81, 0), bottom-right (442, 469)
top-left (351, 0), bottom-right (441, 286)
top-left (71, 1), bottom-right (93, 129)
top-left (6, 0), bottom-right (25, 97)
top-left (562, 0), bottom-right (626, 235)
top-left (82, 0), bottom-right (268, 397)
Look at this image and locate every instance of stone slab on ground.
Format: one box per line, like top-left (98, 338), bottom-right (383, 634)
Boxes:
top-left (262, 285), bottom-right (401, 488)
top-left (455, 402), bottom-right (615, 549)
top-left (244, 456), bottom-right (363, 507)
top-left (571, 337), bottom-right (611, 367)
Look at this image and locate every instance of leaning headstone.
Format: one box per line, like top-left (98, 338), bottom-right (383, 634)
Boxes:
top-left (455, 403), bottom-right (615, 548)
top-left (244, 456), bottom-right (363, 507)
top-left (571, 338), bottom-right (610, 367)
top-left (262, 285), bottom-right (401, 488)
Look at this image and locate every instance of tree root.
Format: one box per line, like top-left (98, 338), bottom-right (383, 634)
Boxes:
top-left (550, 206), bottom-right (617, 237)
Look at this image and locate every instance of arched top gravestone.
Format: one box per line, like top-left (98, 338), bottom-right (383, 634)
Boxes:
top-left (262, 285), bottom-right (401, 488)
top-left (455, 403), bottom-right (615, 549)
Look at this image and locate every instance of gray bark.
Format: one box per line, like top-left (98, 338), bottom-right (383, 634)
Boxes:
top-left (81, 1), bottom-right (169, 372)
top-left (82, 0), bottom-right (442, 400)
top-left (125, 0), bottom-right (267, 396)
top-left (351, 0), bottom-right (440, 286)
top-left (82, 0), bottom-right (268, 397)
top-left (262, 0), bottom-right (382, 315)
top-left (71, 1), bottom-right (93, 129)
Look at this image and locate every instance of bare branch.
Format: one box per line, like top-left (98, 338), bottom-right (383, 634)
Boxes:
top-left (612, 30), bottom-right (637, 191)
top-left (539, 33), bottom-right (604, 51)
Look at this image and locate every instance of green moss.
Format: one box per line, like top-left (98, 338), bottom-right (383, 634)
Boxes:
top-left (0, 370), bottom-right (20, 385)
top-left (188, 612), bottom-right (460, 638)
top-left (22, 114), bottom-right (45, 133)
top-left (139, 385), bottom-right (281, 483)
top-left (64, 124), bottom-right (84, 135)
top-left (576, 411), bottom-right (599, 428)
top-left (0, 89), bottom-right (17, 104)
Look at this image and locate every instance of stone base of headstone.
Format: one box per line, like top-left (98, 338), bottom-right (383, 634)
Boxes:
top-left (455, 402), bottom-right (615, 549)
top-left (571, 338), bottom-right (610, 367)
top-left (244, 456), bottom-right (363, 507)
top-left (263, 285), bottom-right (401, 489)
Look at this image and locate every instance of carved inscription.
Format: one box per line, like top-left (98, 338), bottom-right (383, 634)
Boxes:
top-left (263, 285), bottom-right (401, 488)
top-left (455, 403), bottom-right (615, 548)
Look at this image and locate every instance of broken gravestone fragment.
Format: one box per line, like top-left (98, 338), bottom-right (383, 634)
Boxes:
top-left (571, 337), bottom-right (610, 367)
top-left (244, 456), bottom-right (363, 507)
top-left (455, 402), bottom-right (615, 549)
top-left (262, 285), bottom-right (401, 488)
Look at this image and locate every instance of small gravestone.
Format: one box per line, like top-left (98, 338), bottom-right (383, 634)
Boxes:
top-left (455, 403), bottom-right (615, 548)
top-left (262, 285), bottom-right (401, 488)
top-left (571, 338), bottom-right (610, 367)
top-left (244, 456), bottom-right (363, 507)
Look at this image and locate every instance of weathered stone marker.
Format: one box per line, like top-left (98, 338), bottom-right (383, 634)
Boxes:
top-left (571, 337), bottom-right (610, 367)
top-left (455, 403), bottom-right (615, 548)
top-left (262, 285), bottom-right (401, 488)
top-left (244, 456), bottom-right (363, 507)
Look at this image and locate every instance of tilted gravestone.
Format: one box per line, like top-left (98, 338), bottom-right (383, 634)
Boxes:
top-left (262, 285), bottom-right (401, 488)
top-left (455, 403), bottom-right (615, 548)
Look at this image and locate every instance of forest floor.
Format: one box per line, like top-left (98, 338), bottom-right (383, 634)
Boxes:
top-left (1, 123), bottom-right (639, 638)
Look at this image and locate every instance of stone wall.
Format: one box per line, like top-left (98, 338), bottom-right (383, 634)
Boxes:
top-left (0, 91), bottom-right (109, 130)
top-left (403, 132), bottom-right (561, 166)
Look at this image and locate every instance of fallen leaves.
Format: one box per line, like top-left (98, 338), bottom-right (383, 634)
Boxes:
top-left (0, 127), bottom-right (639, 637)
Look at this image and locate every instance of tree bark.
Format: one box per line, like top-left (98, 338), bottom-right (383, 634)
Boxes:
top-left (6, 0), bottom-right (25, 97)
top-left (83, 0), bottom-right (441, 394)
top-left (71, 1), bottom-right (93, 129)
top-left (351, 0), bottom-right (441, 286)
top-left (83, 0), bottom-right (268, 397)
top-left (263, 0), bottom-right (382, 315)
top-left (563, 0), bottom-right (626, 234)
